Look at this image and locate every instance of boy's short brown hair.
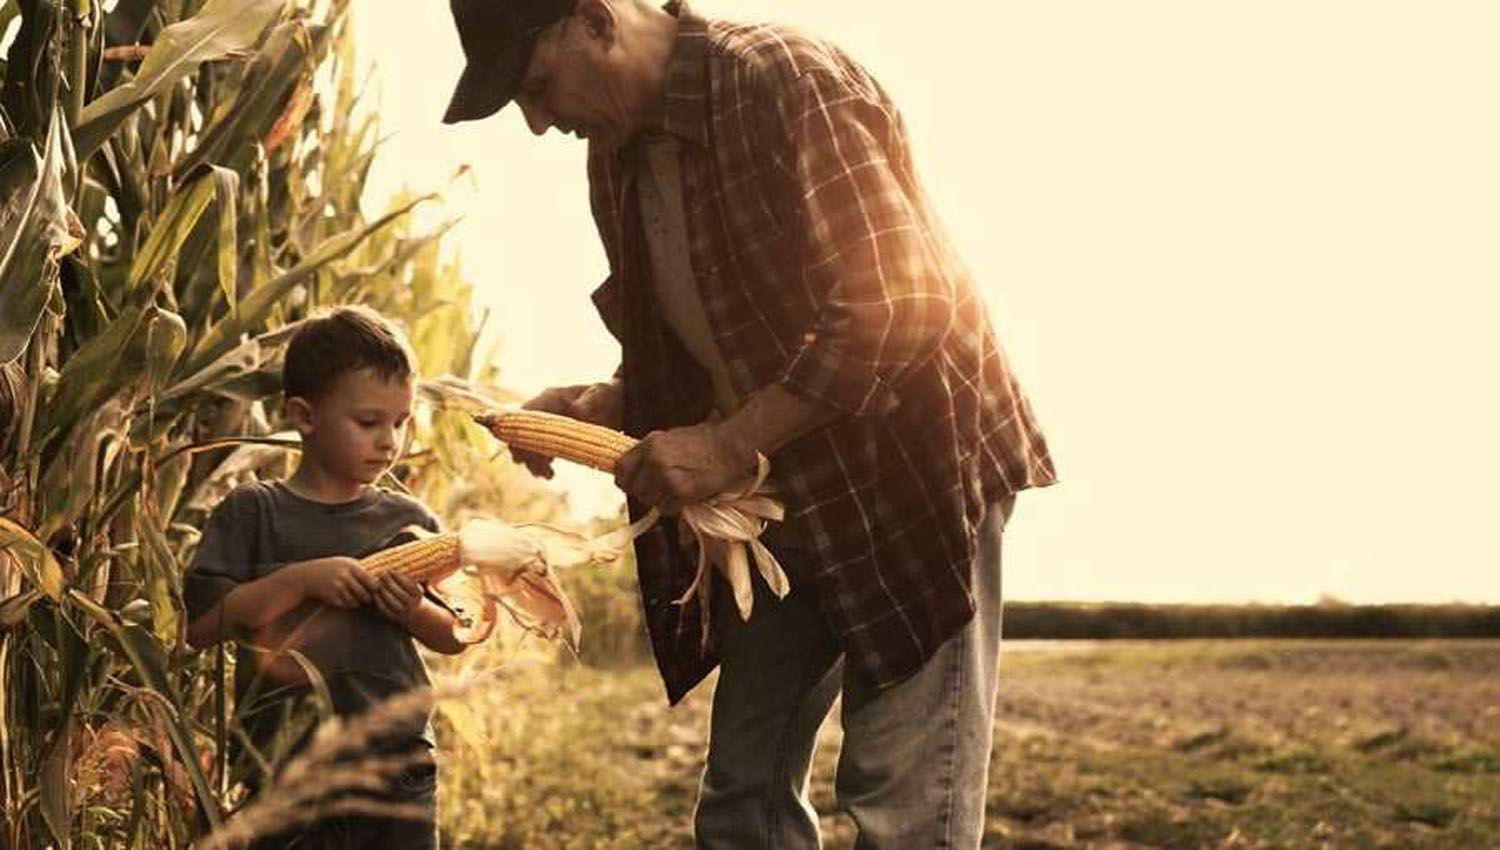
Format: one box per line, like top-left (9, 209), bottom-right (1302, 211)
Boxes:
top-left (283, 306), bottom-right (416, 400)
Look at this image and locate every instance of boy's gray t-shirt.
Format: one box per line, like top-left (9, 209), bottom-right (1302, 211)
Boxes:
top-left (184, 480), bottom-right (441, 761)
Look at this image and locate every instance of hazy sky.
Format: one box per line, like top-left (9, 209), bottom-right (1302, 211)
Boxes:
top-left (354, 2), bottom-right (1500, 604)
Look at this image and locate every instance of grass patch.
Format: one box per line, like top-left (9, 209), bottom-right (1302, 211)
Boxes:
top-left (1173, 725), bottom-right (1229, 752)
top-left (1216, 650), bottom-right (1276, 671)
top-left (1394, 800), bottom-right (1458, 828)
top-left (1185, 771), bottom-right (1258, 804)
top-left (993, 798), bottom-right (1057, 823)
top-left (1435, 747), bottom-right (1500, 774)
top-left (1255, 747), bottom-right (1332, 775)
top-left (1386, 737), bottom-right (1448, 762)
top-left (1117, 805), bottom-right (1229, 848)
top-left (1355, 725), bottom-right (1409, 752)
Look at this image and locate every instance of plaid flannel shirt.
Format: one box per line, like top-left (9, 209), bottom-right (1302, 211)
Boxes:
top-left (589, 2), bottom-right (1057, 703)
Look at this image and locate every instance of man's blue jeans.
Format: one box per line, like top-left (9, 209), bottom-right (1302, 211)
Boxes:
top-left (694, 498), bottom-right (1014, 849)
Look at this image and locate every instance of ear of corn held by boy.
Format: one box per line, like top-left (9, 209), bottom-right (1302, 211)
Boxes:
top-left (359, 517), bottom-right (586, 649)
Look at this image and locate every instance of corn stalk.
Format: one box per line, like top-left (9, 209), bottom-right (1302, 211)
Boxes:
top-left (0, 0), bottom-right (512, 844)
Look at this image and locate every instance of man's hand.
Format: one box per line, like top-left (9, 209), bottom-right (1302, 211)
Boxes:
top-left (372, 572), bottom-right (424, 622)
top-left (614, 421), bottom-right (760, 514)
top-left (513, 380), bottom-right (623, 478)
top-left (294, 557), bottom-right (377, 609)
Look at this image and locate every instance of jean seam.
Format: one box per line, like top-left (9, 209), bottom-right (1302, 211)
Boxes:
top-left (936, 627), bottom-right (967, 850)
top-left (766, 643), bottom-right (832, 849)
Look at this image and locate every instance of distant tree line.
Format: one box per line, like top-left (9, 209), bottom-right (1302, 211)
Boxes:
top-left (1002, 603), bottom-right (1500, 639)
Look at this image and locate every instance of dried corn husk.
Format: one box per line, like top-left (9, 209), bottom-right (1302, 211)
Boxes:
top-left (472, 407), bottom-right (790, 642)
top-left (361, 516), bottom-right (654, 650)
top-left (415, 381), bottom-right (793, 640)
top-left (672, 454), bottom-right (787, 626)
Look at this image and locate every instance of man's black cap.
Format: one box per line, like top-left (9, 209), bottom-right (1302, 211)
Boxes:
top-left (443, 0), bottom-right (576, 124)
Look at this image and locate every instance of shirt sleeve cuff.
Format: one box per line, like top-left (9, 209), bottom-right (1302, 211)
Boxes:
top-left (780, 340), bottom-right (900, 417)
top-left (183, 572), bottom-right (239, 622)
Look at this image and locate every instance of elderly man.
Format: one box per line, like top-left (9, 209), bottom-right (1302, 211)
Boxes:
top-left (443, 0), bottom-right (1056, 846)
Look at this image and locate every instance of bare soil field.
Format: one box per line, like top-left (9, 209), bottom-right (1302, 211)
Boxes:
top-left (434, 639), bottom-right (1500, 849)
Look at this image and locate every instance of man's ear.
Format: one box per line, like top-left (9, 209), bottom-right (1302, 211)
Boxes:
top-left (574, 0), bottom-right (617, 49)
top-left (285, 396), bottom-right (316, 437)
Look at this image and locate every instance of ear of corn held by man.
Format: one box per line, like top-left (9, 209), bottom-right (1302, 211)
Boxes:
top-left (476, 408), bottom-right (792, 631)
top-left (478, 409), bottom-right (638, 473)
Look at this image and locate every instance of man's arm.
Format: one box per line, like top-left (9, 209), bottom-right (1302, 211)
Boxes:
top-left (773, 70), bottom-right (956, 419)
top-left (614, 383), bottom-right (840, 514)
top-left (719, 382), bottom-right (841, 458)
top-left (618, 70), bottom-right (947, 511)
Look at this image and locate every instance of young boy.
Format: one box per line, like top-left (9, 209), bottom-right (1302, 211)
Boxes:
top-left (185, 305), bottom-right (464, 849)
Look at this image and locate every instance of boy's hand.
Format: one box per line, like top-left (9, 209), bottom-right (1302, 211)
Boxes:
top-left (372, 572), bottom-right (423, 622)
top-left (296, 557), bottom-right (377, 609)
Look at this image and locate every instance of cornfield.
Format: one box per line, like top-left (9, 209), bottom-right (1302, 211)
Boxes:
top-left (0, 0), bottom-right (538, 845)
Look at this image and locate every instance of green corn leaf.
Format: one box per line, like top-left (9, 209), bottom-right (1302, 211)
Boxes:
top-left (0, 589), bottom-right (42, 629)
top-left (44, 304), bottom-right (186, 446)
top-left (72, 0), bottom-right (285, 161)
top-left (211, 165), bottom-right (239, 310)
top-left (172, 19), bottom-right (312, 179)
top-left (170, 164), bottom-right (244, 328)
top-left (37, 397), bottom-right (127, 540)
top-left (44, 303), bottom-right (145, 436)
top-left (126, 164), bottom-right (238, 299)
top-left (127, 175), bottom-right (212, 290)
top-left (0, 516), bottom-right (64, 601)
top-left (68, 591), bottom-right (223, 831)
top-left (0, 142), bottom-right (51, 364)
top-left (180, 193), bottom-right (432, 376)
top-left (0, 1), bottom-right (19, 37)
top-left (39, 717), bottom-right (73, 850)
top-left (1, 1), bottom-right (64, 132)
top-left (0, 111), bottom-right (82, 363)
top-left (136, 508), bottom-right (180, 647)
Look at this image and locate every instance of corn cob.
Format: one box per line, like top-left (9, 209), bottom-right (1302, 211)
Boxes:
top-left (361, 533), bottom-right (462, 582)
top-left (358, 518), bottom-right (550, 585)
top-left (356, 517), bottom-right (586, 648)
top-left (476, 410), bottom-right (637, 473)
top-left (471, 408), bottom-right (791, 641)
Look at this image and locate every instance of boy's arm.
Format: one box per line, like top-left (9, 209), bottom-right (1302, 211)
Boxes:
top-left (185, 565), bottom-right (301, 650)
top-left (185, 557), bottom-right (377, 650)
top-left (371, 572), bottom-right (465, 655)
top-left (396, 595), bottom-right (466, 655)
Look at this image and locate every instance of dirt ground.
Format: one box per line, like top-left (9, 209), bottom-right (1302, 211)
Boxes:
top-left (432, 639), bottom-right (1500, 849)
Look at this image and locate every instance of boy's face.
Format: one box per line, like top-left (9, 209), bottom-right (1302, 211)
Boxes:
top-left (289, 368), bottom-right (415, 485)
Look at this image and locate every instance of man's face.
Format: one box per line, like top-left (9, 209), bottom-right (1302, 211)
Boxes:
top-left (514, 12), bottom-right (632, 148)
top-left (292, 368), bottom-right (414, 485)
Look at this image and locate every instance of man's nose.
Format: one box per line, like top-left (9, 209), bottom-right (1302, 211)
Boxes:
top-left (518, 100), bottom-right (553, 137)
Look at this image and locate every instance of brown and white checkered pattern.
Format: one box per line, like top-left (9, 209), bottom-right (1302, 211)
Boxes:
top-left (588, 2), bottom-right (1057, 701)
